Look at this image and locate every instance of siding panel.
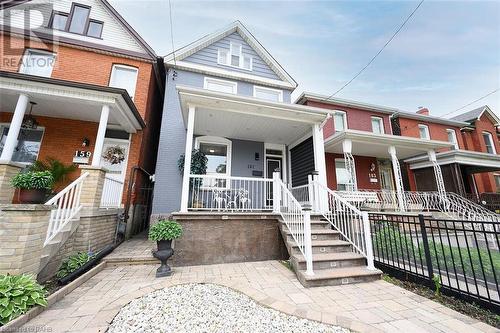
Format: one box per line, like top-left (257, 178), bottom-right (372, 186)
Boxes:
top-left (290, 137), bottom-right (315, 187)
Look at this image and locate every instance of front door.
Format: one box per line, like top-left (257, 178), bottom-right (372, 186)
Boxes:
top-left (266, 158), bottom-right (282, 206)
top-left (99, 138), bottom-right (129, 206)
top-left (378, 160), bottom-right (395, 191)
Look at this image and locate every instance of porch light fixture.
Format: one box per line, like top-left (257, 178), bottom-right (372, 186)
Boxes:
top-left (21, 102), bottom-right (39, 130)
top-left (82, 137), bottom-right (90, 147)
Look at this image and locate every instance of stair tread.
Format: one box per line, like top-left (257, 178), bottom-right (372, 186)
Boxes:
top-left (290, 239), bottom-right (351, 248)
top-left (293, 251), bottom-right (365, 262)
top-left (282, 228), bottom-right (339, 235)
top-left (299, 267), bottom-right (382, 280)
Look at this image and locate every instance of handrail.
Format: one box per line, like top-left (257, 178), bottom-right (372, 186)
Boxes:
top-left (189, 174), bottom-right (273, 182)
top-left (44, 172), bottom-right (89, 245)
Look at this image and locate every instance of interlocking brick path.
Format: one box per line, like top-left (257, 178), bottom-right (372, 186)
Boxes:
top-left (20, 238), bottom-right (498, 333)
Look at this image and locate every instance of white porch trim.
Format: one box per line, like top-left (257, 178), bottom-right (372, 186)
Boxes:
top-left (388, 146), bottom-right (406, 212)
top-left (0, 93), bottom-right (29, 162)
top-left (92, 105), bottom-right (110, 167)
top-left (180, 106), bottom-right (196, 212)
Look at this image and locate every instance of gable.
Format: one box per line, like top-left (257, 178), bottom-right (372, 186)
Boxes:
top-left (0, 0), bottom-right (154, 59)
top-left (184, 32), bottom-right (281, 81)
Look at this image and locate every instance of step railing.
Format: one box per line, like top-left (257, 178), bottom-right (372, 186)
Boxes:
top-left (289, 184), bottom-right (310, 205)
top-left (274, 173), bottom-right (314, 275)
top-left (44, 172), bottom-right (89, 245)
top-left (100, 176), bottom-right (124, 208)
top-left (311, 180), bottom-right (375, 270)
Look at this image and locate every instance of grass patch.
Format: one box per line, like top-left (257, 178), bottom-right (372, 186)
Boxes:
top-left (382, 274), bottom-right (500, 328)
top-left (279, 260), bottom-right (293, 272)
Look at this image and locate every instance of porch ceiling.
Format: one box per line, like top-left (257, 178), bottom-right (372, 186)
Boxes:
top-left (177, 85), bottom-right (329, 145)
top-left (325, 129), bottom-right (454, 159)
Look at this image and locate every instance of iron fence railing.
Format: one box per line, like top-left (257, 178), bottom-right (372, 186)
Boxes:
top-left (368, 212), bottom-right (500, 312)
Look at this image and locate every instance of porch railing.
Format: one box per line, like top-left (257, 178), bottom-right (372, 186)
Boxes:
top-left (44, 172), bottom-right (88, 245)
top-left (100, 176), bottom-right (124, 208)
top-left (187, 174), bottom-right (273, 211)
top-left (289, 184), bottom-right (309, 204)
top-left (311, 180), bottom-right (375, 269)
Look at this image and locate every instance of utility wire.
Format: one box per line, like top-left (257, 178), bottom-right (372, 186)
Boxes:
top-left (439, 88), bottom-right (500, 119)
top-left (322, 0), bottom-right (425, 101)
top-left (168, 0), bottom-right (176, 65)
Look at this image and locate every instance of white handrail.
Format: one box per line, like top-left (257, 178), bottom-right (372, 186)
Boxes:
top-left (312, 180), bottom-right (375, 270)
top-left (44, 172), bottom-right (89, 245)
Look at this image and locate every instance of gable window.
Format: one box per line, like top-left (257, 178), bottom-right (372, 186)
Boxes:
top-left (371, 117), bottom-right (384, 134)
top-left (204, 77), bottom-right (237, 94)
top-left (68, 4), bottom-right (90, 34)
top-left (195, 136), bottom-right (232, 188)
top-left (0, 125), bottom-right (44, 164)
top-left (87, 20), bottom-right (104, 38)
top-left (483, 132), bottom-right (496, 154)
top-left (418, 124), bottom-right (430, 140)
top-left (253, 86), bottom-right (283, 102)
top-left (19, 49), bottom-right (56, 77)
top-left (51, 12), bottom-right (68, 30)
top-left (334, 111), bottom-right (347, 132)
top-left (109, 65), bottom-right (138, 99)
top-left (446, 129), bottom-right (459, 149)
top-left (217, 42), bottom-right (253, 71)
top-left (49, 3), bottom-right (103, 38)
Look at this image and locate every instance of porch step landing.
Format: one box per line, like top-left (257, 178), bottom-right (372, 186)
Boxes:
top-left (278, 218), bottom-right (381, 287)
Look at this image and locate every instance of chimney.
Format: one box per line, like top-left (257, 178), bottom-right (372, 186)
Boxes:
top-left (416, 106), bottom-right (429, 116)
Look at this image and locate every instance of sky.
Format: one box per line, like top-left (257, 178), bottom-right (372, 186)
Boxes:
top-left (109, 0), bottom-right (500, 119)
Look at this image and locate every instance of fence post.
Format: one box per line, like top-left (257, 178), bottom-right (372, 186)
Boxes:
top-left (362, 212), bottom-right (375, 270)
top-left (273, 171), bottom-right (280, 213)
top-left (302, 203), bottom-right (314, 276)
top-left (418, 214), bottom-right (434, 282)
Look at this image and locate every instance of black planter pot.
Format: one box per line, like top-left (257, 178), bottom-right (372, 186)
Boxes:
top-left (152, 239), bottom-right (174, 277)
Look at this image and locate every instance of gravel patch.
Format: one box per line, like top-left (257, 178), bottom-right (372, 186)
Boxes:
top-left (108, 283), bottom-right (349, 333)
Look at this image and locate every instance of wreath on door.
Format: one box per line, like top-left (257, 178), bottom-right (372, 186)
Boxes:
top-left (102, 145), bottom-right (126, 165)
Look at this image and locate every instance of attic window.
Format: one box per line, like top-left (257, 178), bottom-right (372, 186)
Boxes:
top-left (217, 42), bottom-right (253, 71)
top-left (49, 3), bottom-right (103, 39)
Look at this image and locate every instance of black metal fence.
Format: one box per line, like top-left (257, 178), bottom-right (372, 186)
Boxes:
top-left (368, 213), bottom-right (500, 312)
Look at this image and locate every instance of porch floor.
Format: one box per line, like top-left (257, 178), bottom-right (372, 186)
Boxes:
top-left (20, 235), bottom-right (498, 332)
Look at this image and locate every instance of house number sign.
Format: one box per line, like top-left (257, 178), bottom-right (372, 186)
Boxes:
top-left (73, 150), bottom-right (92, 164)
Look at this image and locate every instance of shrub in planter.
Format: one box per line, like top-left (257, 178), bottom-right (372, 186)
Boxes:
top-left (11, 171), bottom-right (53, 204)
top-left (0, 274), bottom-right (48, 326)
top-left (149, 220), bottom-right (183, 277)
top-left (56, 252), bottom-right (96, 279)
top-left (29, 157), bottom-right (77, 190)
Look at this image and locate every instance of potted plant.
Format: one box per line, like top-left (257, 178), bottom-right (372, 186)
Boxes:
top-left (29, 157), bottom-right (77, 191)
top-left (178, 149), bottom-right (208, 208)
top-left (148, 219), bottom-right (183, 277)
top-left (11, 170), bottom-right (53, 204)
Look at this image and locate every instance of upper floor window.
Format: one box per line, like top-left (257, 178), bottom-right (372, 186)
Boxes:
top-left (371, 117), bottom-right (384, 134)
top-left (19, 49), bottom-right (56, 77)
top-left (204, 77), bottom-right (237, 94)
top-left (483, 132), bottom-right (496, 154)
top-left (418, 124), bottom-right (430, 140)
top-left (334, 111), bottom-right (347, 132)
top-left (49, 3), bottom-right (103, 38)
top-left (446, 129), bottom-right (459, 150)
top-left (253, 86), bottom-right (283, 102)
top-left (217, 42), bottom-right (252, 71)
top-left (109, 65), bottom-right (138, 100)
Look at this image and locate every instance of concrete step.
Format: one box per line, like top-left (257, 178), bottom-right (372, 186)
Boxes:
top-left (280, 219), bottom-right (330, 230)
top-left (292, 251), bottom-right (367, 270)
top-left (296, 266), bottom-right (382, 288)
top-left (290, 239), bottom-right (352, 254)
top-left (282, 228), bottom-right (341, 241)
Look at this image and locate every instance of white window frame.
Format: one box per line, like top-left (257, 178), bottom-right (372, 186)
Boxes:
top-left (203, 77), bottom-right (237, 94)
top-left (333, 110), bottom-right (348, 132)
top-left (194, 136), bottom-right (232, 188)
top-left (0, 123), bottom-right (45, 165)
top-left (217, 42), bottom-right (253, 71)
top-left (483, 131), bottom-right (496, 154)
top-left (253, 86), bottom-right (283, 102)
top-left (371, 116), bottom-right (384, 134)
top-left (446, 129), bottom-right (459, 150)
top-left (418, 124), bottom-right (430, 140)
top-left (335, 158), bottom-right (356, 191)
top-left (109, 64), bottom-right (138, 100)
top-left (19, 49), bottom-right (56, 77)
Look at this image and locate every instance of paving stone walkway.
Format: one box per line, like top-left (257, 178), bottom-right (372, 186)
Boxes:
top-left (20, 239), bottom-right (498, 333)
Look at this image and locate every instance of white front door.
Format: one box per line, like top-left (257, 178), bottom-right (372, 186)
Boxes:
top-left (99, 138), bottom-right (129, 207)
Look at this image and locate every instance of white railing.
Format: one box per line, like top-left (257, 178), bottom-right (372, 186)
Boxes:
top-left (100, 176), bottom-right (124, 208)
top-left (275, 175), bottom-right (313, 275)
top-left (290, 184), bottom-right (310, 204)
top-left (187, 174), bottom-right (273, 212)
top-left (44, 172), bottom-right (89, 245)
top-left (311, 180), bottom-right (375, 270)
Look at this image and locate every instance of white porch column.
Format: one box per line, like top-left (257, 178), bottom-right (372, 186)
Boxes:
top-left (0, 94), bottom-right (29, 161)
top-left (342, 139), bottom-right (357, 191)
top-left (312, 124), bottom-right (328, 211)
top-left (180, 106), bottom-right (196, 212)
top-left (388, 146), bottom-right (406, 212)
top-left (91, 105), bottom-right (110, 167)
top-left (428, 150), bottom-right (446, 198)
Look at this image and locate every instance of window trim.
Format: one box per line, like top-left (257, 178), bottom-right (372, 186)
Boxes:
top-left (253, 86), bottom-right (283, 102)
top-left (446, 129), bottom-right (459, 150)
top-left (0, 123), bottom-right (45, 165)
top-left (371, 116), bottom-right (384, 134)
top-left (482, 131), bottom-right (497, 154)
top-left (86, 19), bottom-right (104, 39)
top-left (109, 64), bottom-right (139, 100)
top-left (194, 136), bottom-right (232, 188)
top-left (203, 77), bottom-right (237, 94)
top-left (418, 124), bottom-right (430, 140)
top-left (334, 158), bottom-right (356, 190)
top-left (216, 42), bottom-right (253, 71)
top-left (333, 110), bottom-right (348, 132)
top-left (47, 4), bottom-right (103, 39)
top-left (19, 48), bottom-right (56, 77)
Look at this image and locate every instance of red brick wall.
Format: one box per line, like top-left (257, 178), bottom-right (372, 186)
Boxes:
top-left (325, 153), bottom-right (381, 190)
top-left (303, 101), bottom-right (391, 139)
top-left (398, 117), bottom-right (465, 150)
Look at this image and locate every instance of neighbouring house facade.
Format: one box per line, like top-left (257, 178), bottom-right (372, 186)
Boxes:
top-left (0, 0), bottom-right (163, 279)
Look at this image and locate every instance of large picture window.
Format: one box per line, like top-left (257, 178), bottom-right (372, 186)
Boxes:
top-left (0, 126), bottom-right (44, 164)
top-left (195, 136), bottom-right (232, 188)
